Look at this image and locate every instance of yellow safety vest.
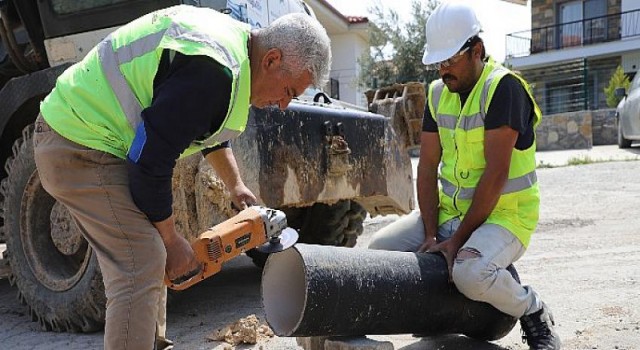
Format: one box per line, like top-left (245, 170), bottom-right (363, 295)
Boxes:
top-left (427, 58), bottom-right (542, 247)
top-left (41, 5), bottom-right (251, 159)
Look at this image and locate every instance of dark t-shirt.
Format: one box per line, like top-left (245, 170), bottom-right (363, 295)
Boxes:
top-left (126, 51), bottom-right (232, 222)
top-left (422, 74), bottom-right (534, 150)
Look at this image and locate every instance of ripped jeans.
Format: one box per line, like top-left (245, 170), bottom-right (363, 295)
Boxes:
top-left (368, 211), bottom-right (542, 318)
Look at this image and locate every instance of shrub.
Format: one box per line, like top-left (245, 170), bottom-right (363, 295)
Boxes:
top-left (604, 65), bottom-right (631, 108)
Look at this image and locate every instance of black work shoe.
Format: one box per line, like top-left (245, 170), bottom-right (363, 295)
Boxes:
top-left (520, 302), bottom-right (561, 350)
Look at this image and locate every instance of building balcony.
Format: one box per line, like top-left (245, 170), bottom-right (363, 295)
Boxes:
top-left (505, 8), bottom-right (640, 69)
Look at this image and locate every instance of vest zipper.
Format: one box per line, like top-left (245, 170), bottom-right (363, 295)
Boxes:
top-left (452, 110), bottom-right (462, 216)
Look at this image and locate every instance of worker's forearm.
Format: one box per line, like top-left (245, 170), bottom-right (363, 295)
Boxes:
top-left (205, 147), bottom-right (244, 189)
top-left (153, 215), bottom-right (180, 245)
top-left (417, 162), bottom-right (440, 239)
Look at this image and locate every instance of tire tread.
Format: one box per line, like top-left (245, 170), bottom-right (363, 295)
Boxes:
top-left (1, 125), bottom-right (105, 333)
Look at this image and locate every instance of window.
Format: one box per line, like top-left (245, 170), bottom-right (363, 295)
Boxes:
top-left (547, 85), bottom-right (572, 114)
top-left (558, 0), bottom-right (607, 48)
top-left (330, 78), bottom-right (340, 100)
top-left (584, 0), bottom-right (607, 44)
top-left (546, 80), bottom-right (585, 114)
top-left (559, 1), bottom-right (582, 47)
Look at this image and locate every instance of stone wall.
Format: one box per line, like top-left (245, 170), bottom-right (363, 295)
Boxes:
top-left (592, 109), bottom-right (617, 145)
top-left (536, 112), bottom-right (592, 150)
top-left (531, 0), bottom-right (556, 29)
top-left (535, 109), bottom-right (617, 150)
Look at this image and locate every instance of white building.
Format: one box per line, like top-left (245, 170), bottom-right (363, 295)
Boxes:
top-left (504, 0), bottom-right (640, 114)
top-left (305, 0), bottom-right (370, 107)
top-left (222, 0), bottom-right (370, 107)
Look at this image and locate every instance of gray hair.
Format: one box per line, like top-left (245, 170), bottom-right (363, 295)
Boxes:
top-left (257, 13), bottom-right (332, 88)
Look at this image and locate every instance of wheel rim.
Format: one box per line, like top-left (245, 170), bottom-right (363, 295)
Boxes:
top-left (20, 170), bottom-right (91, 292)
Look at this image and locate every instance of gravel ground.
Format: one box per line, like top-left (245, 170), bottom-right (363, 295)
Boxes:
top-left (1, 148), bottom-right (640, 349)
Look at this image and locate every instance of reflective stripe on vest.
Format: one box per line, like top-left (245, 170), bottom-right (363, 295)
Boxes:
top-left (436, 113), bottom-right (484, 131)
top-left (440, 171), bottom-right (537, 199)
top-left (97, 22), bottom-right (242, 143)
top-left (480, 65), bottom-right (510, 114)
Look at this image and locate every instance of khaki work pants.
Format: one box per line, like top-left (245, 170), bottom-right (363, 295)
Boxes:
top-left (33, 115), bottom-right (170, 350)
top-left (368, 210), bottom-right (543, 318)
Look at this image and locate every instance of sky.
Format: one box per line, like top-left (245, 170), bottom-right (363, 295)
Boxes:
top-left (324, 0), bottom-right (532, 62)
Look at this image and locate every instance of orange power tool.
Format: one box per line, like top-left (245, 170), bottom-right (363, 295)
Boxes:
top-left (165, 206), bottom-right (298, 291)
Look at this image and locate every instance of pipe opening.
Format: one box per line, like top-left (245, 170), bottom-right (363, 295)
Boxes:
top-left (261, 247), bottom-right (306, 336)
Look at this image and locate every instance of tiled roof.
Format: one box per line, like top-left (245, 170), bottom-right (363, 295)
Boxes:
top-left (315, 0), bottom-right (369, 25)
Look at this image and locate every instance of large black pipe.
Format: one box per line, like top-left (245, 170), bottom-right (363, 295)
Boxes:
top-left (261, 244), bottom-right (519, 340)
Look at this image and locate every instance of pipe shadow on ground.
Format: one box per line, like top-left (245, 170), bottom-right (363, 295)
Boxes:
top-left (401, 335), bottom-right (510, 350)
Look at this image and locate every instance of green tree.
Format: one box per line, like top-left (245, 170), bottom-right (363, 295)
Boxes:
top-left (358, 0), bottom-right (440, 90)
top-left (604, 65), bottom-right (631, 108)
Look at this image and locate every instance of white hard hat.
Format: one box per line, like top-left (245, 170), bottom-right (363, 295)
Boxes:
top-left (422, 1), bottom-right (482, 65)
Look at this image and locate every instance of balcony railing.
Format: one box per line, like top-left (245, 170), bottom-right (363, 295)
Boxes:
top-left (506, 8), bottom-right (640, 58)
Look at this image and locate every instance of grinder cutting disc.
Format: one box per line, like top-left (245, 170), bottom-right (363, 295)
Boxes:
top-left (255, 227), bottom-right (299, 253)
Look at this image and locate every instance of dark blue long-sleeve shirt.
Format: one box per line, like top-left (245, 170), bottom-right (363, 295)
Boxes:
top-left (127, 51), bottom-right (232, 222)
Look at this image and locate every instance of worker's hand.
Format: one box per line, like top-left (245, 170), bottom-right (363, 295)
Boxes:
top-left (427, 239), bottom-right (461, 283)
top-left (164, 234), bottom-right (201, 284)
top-left (417, 235), bottom-right (437, 253)
top-left (229, 183), bottom-right (257, 211)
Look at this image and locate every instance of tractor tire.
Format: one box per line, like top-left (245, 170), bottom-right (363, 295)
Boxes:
top-left (0, 126), bottom-right (105, 332)
top-left (246, 200), bottom-right (367, 268)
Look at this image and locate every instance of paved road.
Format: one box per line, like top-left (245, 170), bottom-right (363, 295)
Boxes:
top-left (2, 146), bottom-right (640, 349)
